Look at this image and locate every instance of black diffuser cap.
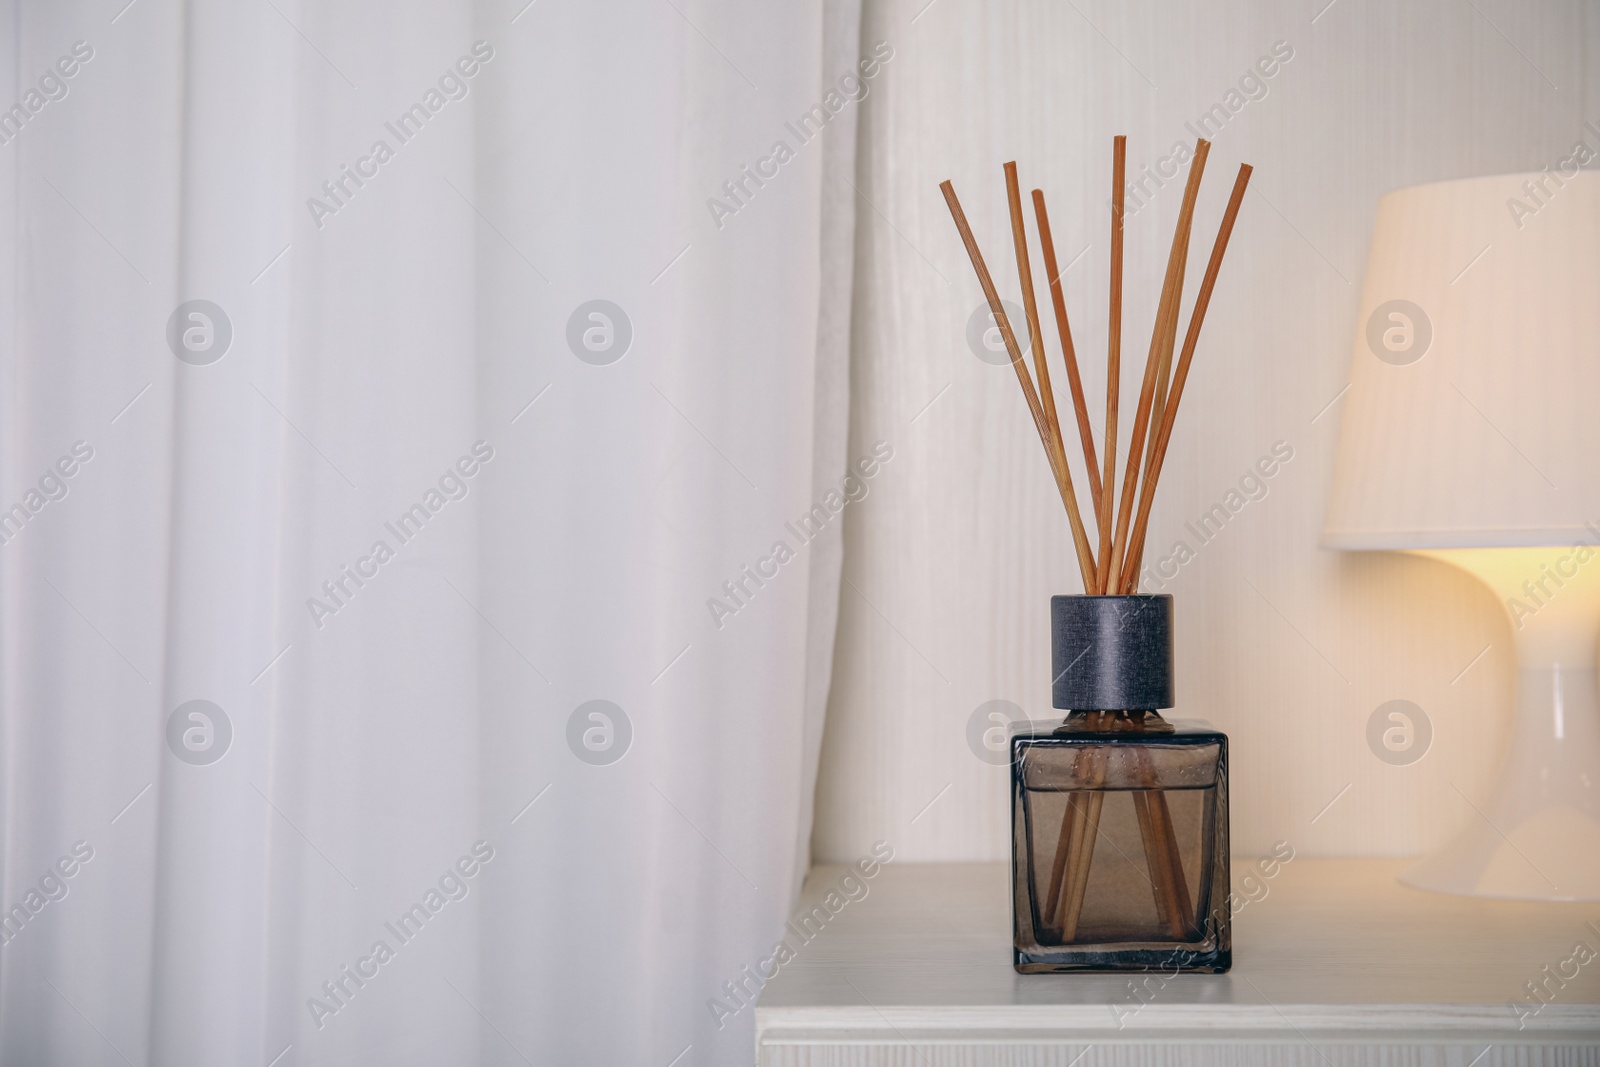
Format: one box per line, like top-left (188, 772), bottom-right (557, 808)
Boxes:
top-left (1051, 594), bottom-right (1174, 711)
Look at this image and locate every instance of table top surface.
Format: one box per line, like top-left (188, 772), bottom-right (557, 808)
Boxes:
top-left (756, 858), bottom-right (1600, 1044)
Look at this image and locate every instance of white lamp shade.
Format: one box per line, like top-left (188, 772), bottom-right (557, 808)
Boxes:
top-left (1324, 170), bottom-right (1600, 550)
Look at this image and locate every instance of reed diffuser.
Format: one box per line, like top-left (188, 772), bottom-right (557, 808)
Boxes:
top-left (941, 138), bottom-right (1250, 973)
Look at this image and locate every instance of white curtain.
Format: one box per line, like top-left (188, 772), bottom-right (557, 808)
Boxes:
top-left (0, 1), bottom-right (860, 1063)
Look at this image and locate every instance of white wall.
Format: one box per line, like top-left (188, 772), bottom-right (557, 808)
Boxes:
top-left (815, 0), bottom-right (1600, 862)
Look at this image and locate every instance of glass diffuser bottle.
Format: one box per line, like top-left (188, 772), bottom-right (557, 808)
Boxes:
top-left (1011, 594), bottom-right (1230, 972)
top-left (938, 139), bottom-right (1251, 974)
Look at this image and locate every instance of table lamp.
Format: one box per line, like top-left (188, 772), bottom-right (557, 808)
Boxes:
top-left (1324, 170), bottom-right (1600, 900)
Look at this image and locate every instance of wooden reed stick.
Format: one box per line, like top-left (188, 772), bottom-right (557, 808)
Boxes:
top-left (1120, 163), bottom-right (1253, 590)
top-left (1004, 162), bottom-right (1069, 492)
top-left (1133, 742), bottom-right (1190, 937)
top-left (1132, 791), bottom-right (1182, 936)
top-left (1044, 789), bottom-right (1084, 927)
top-left (1144, 183), bottom-right (1195, 483)
top-left (1145, 320), bottom-right (1178, 475)
top-left (1043, 737), bottom-right (1094, 927)
top-left (1107, 140), bottom-right (1210, 589)
top-left (1059, 713), bottom-right (1107, 941)
top-left (1060, 776), bottom-right (1104, 941)
top-left (1031, 189), bottom-right (1102, 521)
top-left (940, 180), bottom-right (1099, 590)
top-left (1094, 137), bottom-right (1126, 594)
top-left (1148, 790), bottom-right (1194, 931)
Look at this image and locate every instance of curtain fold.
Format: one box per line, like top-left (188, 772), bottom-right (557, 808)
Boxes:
top-left (0, 1), bottom-right (859, 1064)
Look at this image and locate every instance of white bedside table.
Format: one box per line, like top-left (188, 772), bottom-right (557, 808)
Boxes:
top-left (755, 859), bottom-right (1600, 1065)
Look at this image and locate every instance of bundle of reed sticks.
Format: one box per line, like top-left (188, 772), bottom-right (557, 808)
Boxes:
top-left (940, 138), bottom-right (1251, 942)
top-left (939, 137), bottom-right (1250, 595)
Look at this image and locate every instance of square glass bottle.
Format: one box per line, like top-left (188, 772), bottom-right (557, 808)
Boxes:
top-left (1010, 594), bottom-right (1230, 973)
